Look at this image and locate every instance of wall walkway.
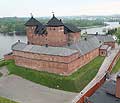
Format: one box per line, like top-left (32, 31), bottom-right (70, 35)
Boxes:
top-left (72, 46), bottom-right (120, 103)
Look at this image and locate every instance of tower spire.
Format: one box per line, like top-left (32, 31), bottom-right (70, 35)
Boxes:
top-left (30, 13), bottom-right (33, 18)
top-left (52, 11), bottom-right (55, 17)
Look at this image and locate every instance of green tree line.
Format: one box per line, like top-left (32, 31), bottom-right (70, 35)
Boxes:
top-left (0, 17), bottom-right (104, 34)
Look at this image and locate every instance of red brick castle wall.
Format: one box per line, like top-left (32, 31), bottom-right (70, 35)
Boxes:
top-left (13, 48), bottom-right (99, 75)
top-left (26, 26), bottom-right (80, 46)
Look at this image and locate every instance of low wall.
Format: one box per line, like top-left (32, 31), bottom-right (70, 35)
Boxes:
top-left (73, 49), bottom-right (120, 103)
top-left (4, 52), bottom-right (14, 60)
top-left (108, 51), bottom-right (120, 72)
top-left (76, 77), bottom-right (106, 103)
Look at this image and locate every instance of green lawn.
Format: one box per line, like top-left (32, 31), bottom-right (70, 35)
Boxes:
top-left (0, 60), bottom-right (13, 67)
top-left (0, 96), bottom-right (18, 103)
top-left (7, 56), bottom-right (105, 92)
top-left (0, 72), bottom-right (2, 77)
top-left (112, 58), bottom-right (120, 73)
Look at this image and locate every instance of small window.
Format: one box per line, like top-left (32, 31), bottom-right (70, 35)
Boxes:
top-left (53, 28), bottom-right (56, 30)
top-left (32, 27), bottom-right (34, 29)
top-left (101, 52), bottom-right (104, 54)
top-left (60, 28), bottom-right (62, 30)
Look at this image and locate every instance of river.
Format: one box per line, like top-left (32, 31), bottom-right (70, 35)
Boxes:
top-left (81, 22), bottom-right (120, 34)
top-left (0, 22), bottom-right (120, 58)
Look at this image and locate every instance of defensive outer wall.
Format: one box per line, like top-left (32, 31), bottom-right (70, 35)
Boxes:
top-left (72, 47), bottom-right (120, 103)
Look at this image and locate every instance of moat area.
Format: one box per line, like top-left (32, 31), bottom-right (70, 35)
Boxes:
top-left (0, 22), bottom-right (120, 58)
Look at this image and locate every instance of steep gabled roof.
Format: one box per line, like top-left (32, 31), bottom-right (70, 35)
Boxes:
top-left (47, 14), bottom-right (64, 27)
top-left (34, 25), bottom-right (46, 35)
top-left (25, 14), bottom-right (81, 34)
top-left (64, 23), bottom-right (81, 34)
top-left (25, 16), bottom-right (41, 26)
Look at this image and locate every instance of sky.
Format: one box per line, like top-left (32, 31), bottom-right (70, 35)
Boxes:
top-left (0, 0), bottom-right (120, 17)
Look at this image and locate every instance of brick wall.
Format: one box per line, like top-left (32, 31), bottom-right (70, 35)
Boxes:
top-left (75, 49), bottom-right (120, 103)
top-left (69, 32), bottom-right (80, 44)
top-left (77, 77), bottom-right (106, 103)
top-left (13, 48), bottom-right (99, 75)
top-left (116, 77), bottom-right (120, 98)
top-left (26, 26), bottom-right (47, 45)
top-left (67, 48), bottom-right (99, 74)
top-left (14, 56), bottom-right (68, 74)
top-left (13, 50), bottom-right (80, 75)
top-left (26, 26), bottom-right (81, 47)
top-left (46, 26), bottom-right (67, 46)
top-left (13, 51), bottom-right (79, 63)
top-left (4, 52), bottom-right (14, 60)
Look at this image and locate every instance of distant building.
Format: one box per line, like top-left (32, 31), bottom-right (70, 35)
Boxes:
top-left (4, 14), bottom-right (116, 75)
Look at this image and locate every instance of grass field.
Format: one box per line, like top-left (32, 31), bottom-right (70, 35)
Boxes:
top-left (112, 58), bottom-right (120, 73)
top-left (0, 96), bottom-right (18, 103)
top-left (0, 72), bottom-right (2, 77)
top-left (0, 60), bottom-right (13, 67)
top-left (6, 56), bottom-right (105, 92)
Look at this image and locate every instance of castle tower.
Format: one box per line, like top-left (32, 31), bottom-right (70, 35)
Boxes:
top-left (24, 14), bottom-right (81, 46)
top-left (46, 14), bottom-right (67, 46)
top-left (25, 15), bottom-right (43, 44)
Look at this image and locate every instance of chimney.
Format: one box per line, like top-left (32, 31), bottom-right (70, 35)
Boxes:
top-left (116, 73), bottom-right (120, 98)
top-left (96, 32), bottom-right (98, 35)
top-left (60, 19), bottom-right (62, 22)
top-left (18, 40), bottom-right (20, 43)
top-left (68, 43), bottom-right (70, 46)
top-left (84, 37), bottom-right (87, 41)
top-left (45, 44), bottom-right (48, 47)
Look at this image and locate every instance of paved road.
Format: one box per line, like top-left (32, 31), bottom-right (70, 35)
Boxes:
top-left (0, 67), bottom-right (77, 103)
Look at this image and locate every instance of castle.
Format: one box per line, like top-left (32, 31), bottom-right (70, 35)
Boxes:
top-left (4, 14), bottom-right (116, 76)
